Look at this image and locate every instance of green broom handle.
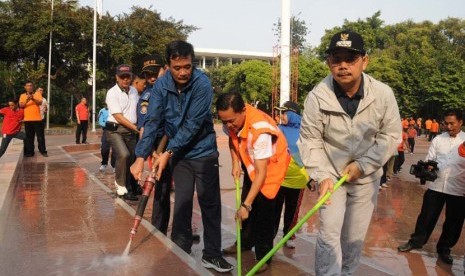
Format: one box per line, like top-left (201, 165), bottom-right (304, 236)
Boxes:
top-left (235, 178), bottom-right (242, 276)
top-left (246, 174), bottom-right (348, 276)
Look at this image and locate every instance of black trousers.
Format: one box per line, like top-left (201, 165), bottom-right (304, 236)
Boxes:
top-left (24, 121), bottom-right (46, 156)
top-left (394, 151), bottom-right (405, 173)
top-left (76, 120), bottom-right (88, 143)
top-left (100, 128), bottom-right (116, 167)
top-left (273, 186), bottom-right (304, 240)
top-left (170, 154), bottom-right (222, 257)
top-left (151, 166), bottom-right (172, 235)
top-left (409, 189), bottom-right (465, 254)
top-left (408, 137), bottom-right (415, 153)
top-left (240, 170), bottom-right (277, 262)
top-left (0, 131), bottom-right (26, 158)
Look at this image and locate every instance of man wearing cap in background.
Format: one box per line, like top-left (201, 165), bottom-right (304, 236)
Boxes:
top-left (297, 30), bottom-right (401, 275)
top-left (137, 53), bottom-right (173, 235)
top-left (105, 64), bottom-right (141, 201)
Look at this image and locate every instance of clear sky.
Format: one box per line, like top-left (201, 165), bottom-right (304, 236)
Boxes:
top-left (79, 0), bottom-right (464, 53)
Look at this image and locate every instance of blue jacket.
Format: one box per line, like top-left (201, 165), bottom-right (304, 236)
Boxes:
top-left (278, 111), bottom-right (304, 166)
top-left (137, 87), bottom-right (151, 130)
top-left (98, 108), bottom-right (109, 128)
top-left (135, 68), bottom-right (217, 160)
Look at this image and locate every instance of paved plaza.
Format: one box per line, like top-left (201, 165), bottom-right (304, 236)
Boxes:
top-left (0, 126), bottom-right (464, 275)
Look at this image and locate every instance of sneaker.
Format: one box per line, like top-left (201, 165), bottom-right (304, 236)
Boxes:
top-left (381, 183), bottom-right (389, 188)
top-left (99, 165), bottom-right (107, 172)
top-left (201, 256), bottom-right (233, 273)
top-left (285, 239), bottom-right (296, 248)
top-left (114, 181), bottom-right (128, 196)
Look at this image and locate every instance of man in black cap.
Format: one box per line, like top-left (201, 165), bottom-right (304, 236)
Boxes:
top-left (297, 31), bottom-right (401, 275)
top-left (105, 64), bottom-right (140, 201)
top-left (136, 53), bottom-right (173, 234)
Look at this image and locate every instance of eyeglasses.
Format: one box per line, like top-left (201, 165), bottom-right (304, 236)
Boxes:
top-left (328, 54), bottom-right (363, 67)
top-left (118, 74), bottom-right (132, 80)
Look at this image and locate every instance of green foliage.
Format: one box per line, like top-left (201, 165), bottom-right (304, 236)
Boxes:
top-left (315, 12), bottom-right (465, 119)
top-left (0, 0), bottom-right (196, 122)
top-left (273, 15), bottom-right (309, 52)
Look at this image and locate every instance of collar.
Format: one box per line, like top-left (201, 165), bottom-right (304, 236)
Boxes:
top-left (333, 76), bottom-right (365, 99)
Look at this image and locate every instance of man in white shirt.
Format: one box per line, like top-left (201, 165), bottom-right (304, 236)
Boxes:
top-left (398, 109), bottom-right (465, 265)
top-left (105, 64), bottom-right (140, 201)
top-left (38, 88), bottom-right (48, 123)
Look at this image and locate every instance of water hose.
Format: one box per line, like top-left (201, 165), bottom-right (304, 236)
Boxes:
top-left (246, 174), bottom-right (348, 276)
top-left (129, 135), bottom-right (168, 240)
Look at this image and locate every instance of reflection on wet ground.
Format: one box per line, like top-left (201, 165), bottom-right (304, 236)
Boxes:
top-left (0, 132), bottom-right (464, 275)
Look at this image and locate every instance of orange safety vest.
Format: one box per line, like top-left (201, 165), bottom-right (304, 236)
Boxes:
top-left (229, 105), bottom-right (290, 199)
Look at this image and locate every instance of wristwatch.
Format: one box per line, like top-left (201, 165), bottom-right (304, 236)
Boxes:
top-left (241, 202), bottom-right (252, 212)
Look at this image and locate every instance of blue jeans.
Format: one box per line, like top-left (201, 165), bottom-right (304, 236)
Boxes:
top-left (0, 131), bottom-right (26, 158)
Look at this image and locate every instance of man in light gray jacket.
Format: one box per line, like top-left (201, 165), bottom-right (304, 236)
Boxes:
top-left (297, 30), bottom-right (401, 275)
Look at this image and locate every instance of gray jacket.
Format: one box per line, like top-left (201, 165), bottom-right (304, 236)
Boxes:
top-left (297, 73), bottom-right (401, 184)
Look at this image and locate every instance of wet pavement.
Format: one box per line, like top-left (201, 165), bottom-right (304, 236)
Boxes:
top-left (0, 127), bottom-right (464, 275)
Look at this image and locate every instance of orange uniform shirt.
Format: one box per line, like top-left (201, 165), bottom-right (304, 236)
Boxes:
top-left (19, 92), bottom-right (43, 121)
top-left (407, 128), bottom-right (417, 138)
top-left (425, 119), bottom-right (432, 130)
top-left (75, 103), bottom-right (89, 121)
top-left (401, 119), bottom-right (409, 129)
top-left (398, 132), bottom-right (408, 151)
top-left (430, 122), bottom-right (440, 133)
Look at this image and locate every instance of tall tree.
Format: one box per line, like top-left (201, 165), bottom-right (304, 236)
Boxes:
top-left (273, 15), bottom-right (309, 51)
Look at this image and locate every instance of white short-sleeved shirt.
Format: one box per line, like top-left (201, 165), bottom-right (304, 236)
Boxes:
top-left (225, 124), bottom-right (273, 160)
top-left (105, 84), bottom-right (139, 124)
top-left (253, 133), bottom-right (273, 159)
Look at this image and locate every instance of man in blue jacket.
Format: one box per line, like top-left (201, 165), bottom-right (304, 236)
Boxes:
top-left (131, 41), bottom-right (233, 273)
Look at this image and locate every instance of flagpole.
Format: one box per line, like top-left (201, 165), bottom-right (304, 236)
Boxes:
top-left (280, 0), bottom-right (291, 105)
top-left (91, 0), bottom-right (97, 132)
top-left (46, 0), bottom-right (54, 130)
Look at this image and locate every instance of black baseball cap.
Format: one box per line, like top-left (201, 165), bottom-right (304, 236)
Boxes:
top-left (142, 53), bottom-right (164, 74)
top-left (274, 101), bottom-right (301, 115)
top-left (116, 64), bottom-right (133, 76)
top-left (325, 30), bottom-right (366, 55)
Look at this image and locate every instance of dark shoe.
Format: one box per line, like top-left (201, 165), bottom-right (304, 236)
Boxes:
top-left (41, 152), bottom-right (48, 157)
top-left (438, 253), bottom-right (453, 265)
top-left (76, 142), bottom-right (81, 144)
top-left (201, 256), bottom-right (233, 273)
top-left (134, 186), bottom-right (143, 196)
top-left (192, 234), bottom-right (201, 242)
top-left (123, 193), bottom-right (139, 201)
top-left (24, 154), bottom-right (34, 157)
top-left (222, 243), bottom-right (251, 255)
top-left (82, 141), bottom-right (89, 144)
top-left (398, 242), bottom-right (420, 252)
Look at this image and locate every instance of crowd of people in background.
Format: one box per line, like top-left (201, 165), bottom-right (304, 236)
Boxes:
top-left (1, 32), bottom-right (465, 275)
